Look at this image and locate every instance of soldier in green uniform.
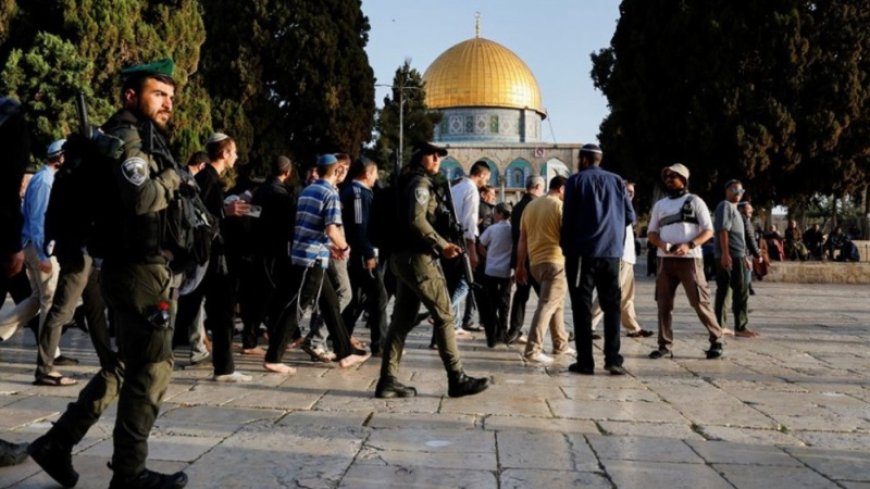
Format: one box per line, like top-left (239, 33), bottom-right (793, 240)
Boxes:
top-left (375, 142), bottom-right (490, 399)
top-left (28, 59), bottom-right (188, 489)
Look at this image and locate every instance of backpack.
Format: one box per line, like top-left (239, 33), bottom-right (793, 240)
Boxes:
top-left (44, 131), bottom-right (123, 262)
top-left (164, 178), bottom-right (218, 274)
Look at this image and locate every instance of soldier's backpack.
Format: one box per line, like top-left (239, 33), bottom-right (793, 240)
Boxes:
top-left (45, 119), bottom-right (216, 276)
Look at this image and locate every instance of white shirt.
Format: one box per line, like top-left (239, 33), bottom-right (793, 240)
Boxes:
top-left (647, 193), bottom-right (712, 259)
top-left (450, 177), bottom-right (479, 241)
top-left (479, 220), bottom-right (512, 278)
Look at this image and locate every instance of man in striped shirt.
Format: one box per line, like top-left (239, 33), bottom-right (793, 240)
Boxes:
top-left (263, 154), bottom-right (369, 373)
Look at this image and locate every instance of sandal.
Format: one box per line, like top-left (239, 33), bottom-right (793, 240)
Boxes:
top-left (33, 374), bottom-right (78, 386)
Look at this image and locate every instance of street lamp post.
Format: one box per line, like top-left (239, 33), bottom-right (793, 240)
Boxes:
top-left (376, 83), bottom-right (421, 170)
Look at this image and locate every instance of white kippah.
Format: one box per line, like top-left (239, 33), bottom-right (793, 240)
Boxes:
top-left (208, 132), bottom-right (229, 144)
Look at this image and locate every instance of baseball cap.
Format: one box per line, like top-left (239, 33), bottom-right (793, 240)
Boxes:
top-left (46, 139), bottom-right (66, 159)
top-left (661, 163), bottom-right (690, 181)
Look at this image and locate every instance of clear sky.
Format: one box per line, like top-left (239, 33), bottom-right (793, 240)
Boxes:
top-left (361, 0), bottom-right (621, 145)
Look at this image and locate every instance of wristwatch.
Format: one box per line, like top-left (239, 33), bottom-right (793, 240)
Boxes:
top-left (688, 241), bottom-right (696, 249)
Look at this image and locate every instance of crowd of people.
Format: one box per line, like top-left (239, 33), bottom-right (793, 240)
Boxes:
top-left (0, 58), bottom-right (781, 488)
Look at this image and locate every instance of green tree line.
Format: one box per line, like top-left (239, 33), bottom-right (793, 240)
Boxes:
top-left (0, 0), bottom-right (376, 173)
top-left (592, 0), bottom-right (870, 216)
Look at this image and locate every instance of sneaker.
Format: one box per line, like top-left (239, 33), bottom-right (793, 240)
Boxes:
top-left (505, 329), bottom-right (523, 345)
top-left (605, 365), bottom-right (627, 375)
top-left (108, 467), bottom-right (188, 489)
top-left (462, 323), bottom-right (484, 332)
top-left (515, 334), bottom-right (528, 345)
top-left (27, 435), bottom-right (78, 488)
top-left (374, 377), bottom-right (417, 398)
top-left (554, 347), bottom-right (576, 356)
top-left (0, 439), bottom-right (28, 467)
top-left (53, 355), bottom-right (79, 366)
top-left (627, 329), bottom-right (655, 338)
top-left (213, 371), bottom-right (252, 382)
top-left (302, 344), bottom-right (336, 362)
top-left (648, 348), bottom-right (673, 359)
top-left (706, 341), bottom-right (724, 359)
top-left (447, 371), bottom-right (489, 398)
top-left (567, 363), bottom-right (594, 375)
top-left (526, 352), bottom-right (554, 364)
top-left (189, 351), bottom-right (210, 365)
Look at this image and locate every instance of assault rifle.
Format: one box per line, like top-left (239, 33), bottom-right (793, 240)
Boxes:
top-left (436, 175), bottom-right (496, 347)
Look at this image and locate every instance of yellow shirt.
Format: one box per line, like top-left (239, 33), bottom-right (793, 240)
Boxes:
top-left (521, 194), bottom-right (565, 266)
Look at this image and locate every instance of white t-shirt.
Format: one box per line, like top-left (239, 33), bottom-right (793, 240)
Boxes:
top-left (647, 194), bottom-right (712, 259)
top-left (479, 220), bottom-right (512, 278)
top-left (450, 178), bottom-right (480, 241)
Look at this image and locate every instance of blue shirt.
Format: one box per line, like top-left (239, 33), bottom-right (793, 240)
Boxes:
top-left (561, 166), bottom-right (636, 258)
top-left (21, 165), bottom-right (55, 261)
top-left (291, 179), bottom-right (342, 269)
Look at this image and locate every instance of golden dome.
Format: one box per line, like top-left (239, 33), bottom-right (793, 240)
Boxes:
top-left (423, 37), bottom-right (545, 116)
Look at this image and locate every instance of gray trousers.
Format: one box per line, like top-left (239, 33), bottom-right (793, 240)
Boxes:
top-left (36, 252), bottom-right (109, 377)
top-left (305, 257), bottom-right (351, 351)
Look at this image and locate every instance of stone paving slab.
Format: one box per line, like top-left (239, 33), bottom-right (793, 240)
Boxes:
top-left (500, 469), bottom-right (612, 489)
top-left (2, 277), bottom-right (869, 488)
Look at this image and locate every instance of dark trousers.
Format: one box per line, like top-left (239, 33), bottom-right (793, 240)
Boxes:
top-left (483, 275), bottom-right (511, 339)
top-left (239, 255), bottom-right (288, 349)
top-left (342, 257), bottom-right (388, 354)
top-left (266, 264), bottom-right (353, 364)
top-left (508, 263), bottom-right (539, 335)
top-left (176, 255), bottom-right (235, 376)
top-left (45, 262), bottom-right (174, 479)
top-left (566, 256), bottom-right (623, 370)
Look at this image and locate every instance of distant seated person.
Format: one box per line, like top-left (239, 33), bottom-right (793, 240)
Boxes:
top-left (764, 225), bottom-right (786, 261)
top-left (784, 219), bottom-right (809, 261)
top-left (824, 226), bottom-right (860, 262)
top-left (803, 223), bottom-right (824, 260)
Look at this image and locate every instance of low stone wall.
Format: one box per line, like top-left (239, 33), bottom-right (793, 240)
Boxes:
top-left (855, 240), bottom-right (870, 262)
top-left (765, 261), bottom-right (870, 284)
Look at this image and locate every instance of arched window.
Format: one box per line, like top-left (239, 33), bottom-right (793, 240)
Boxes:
top-left (440, 158), bottom-right (465, 182)
top-left (506, 159), bottom-right (532, 188)
top-left (540, 158), bottom-right (570, 183)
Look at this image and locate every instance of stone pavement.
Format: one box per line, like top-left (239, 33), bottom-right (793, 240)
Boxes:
top-left (1, 271), bottom-right (869, 488)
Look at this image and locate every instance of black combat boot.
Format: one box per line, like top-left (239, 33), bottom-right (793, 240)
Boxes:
top-left (108, 468), bottom-right (188, 489)
top-left (28, 434), bottom-right (78, 488)
top-left (447, 371), bottom-right (489, 398)
top-left (375, 376), bottom-right (418, 398)
top-left (706, 341), bottom-right (724, 359)
top-left (0, 439), bottom-right (28, 467)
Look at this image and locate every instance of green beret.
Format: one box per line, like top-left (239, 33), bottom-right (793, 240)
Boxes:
top-left (120, 58), bottom-right (175, 79)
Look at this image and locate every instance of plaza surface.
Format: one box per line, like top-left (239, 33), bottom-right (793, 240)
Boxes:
top-left (1, 270), bottom-right (869, 488)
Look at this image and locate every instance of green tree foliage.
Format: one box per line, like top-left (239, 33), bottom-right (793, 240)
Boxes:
top-left (200, 0), bottom-right (375, 173)
top-left (371, 60), bottom-right (442, 176)
top-left (592, 0), bottom-right (870, 209)
top-left (199, 0), bottom-right (293, 170)
top-left (0, 0), bottom-right (210, 161)
top-left (269, 0), bottom-right (375, 167)
top-left (0, 32), bottom-right (100, 154)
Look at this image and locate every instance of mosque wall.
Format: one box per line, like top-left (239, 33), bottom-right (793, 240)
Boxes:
top-left (434, 107), bottom-right (543, 144)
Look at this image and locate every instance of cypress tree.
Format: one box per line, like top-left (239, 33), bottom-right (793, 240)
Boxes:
top-left (372, 60), bottom-right (441, 175)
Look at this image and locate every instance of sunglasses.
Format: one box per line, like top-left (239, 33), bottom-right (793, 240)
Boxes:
top-left (663, 173), bottom-right (680, 180)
